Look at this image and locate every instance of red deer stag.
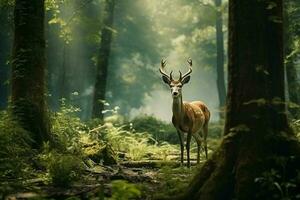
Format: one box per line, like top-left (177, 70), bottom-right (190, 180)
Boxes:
top-left (159, 59), bottom-right (210, 167)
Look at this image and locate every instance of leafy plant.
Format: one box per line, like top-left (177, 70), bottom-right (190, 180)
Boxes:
top-left (108, 180), bottom-right (141, 200)
top-left (51, 98), bottom-right (87, 154)
top-left (40, 150), bottom-right (83, 187)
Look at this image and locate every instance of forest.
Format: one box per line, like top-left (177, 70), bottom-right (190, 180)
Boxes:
top-left (0, 0), bottom-right (300, 199)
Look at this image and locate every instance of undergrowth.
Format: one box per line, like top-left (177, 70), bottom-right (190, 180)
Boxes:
top-left (0, 101), bottom-right (223, 198)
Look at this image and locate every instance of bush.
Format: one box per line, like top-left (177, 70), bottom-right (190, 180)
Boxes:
top-left (291, 119), bottom-right (300, 140)
top-left (40, 150), bottom-right (83, 187)
top-left (128, 115), bottom-right (178, 144)
top-left (51, 99), bottom-right (87, 154)
top-left (109, 180), bottom-right (141, 200)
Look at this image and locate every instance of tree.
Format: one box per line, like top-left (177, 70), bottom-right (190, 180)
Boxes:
top-left (92, 0), bottom-right (115, 119)
top-left (284, 0), bottom-right (300, 118)
top-left (214, 0), bottom-right (226, 119)
top-left (179, 0), bottom-right (300, 199)
top-left (11, 0), bottom-right (50, 148)
top-left (0, 4), bottom-right (12, 109)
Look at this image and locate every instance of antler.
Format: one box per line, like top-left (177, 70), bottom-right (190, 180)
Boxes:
top-left (179, 58), bottom-right (193, 80)
top-left (159, 59), bottom-right (173, 80)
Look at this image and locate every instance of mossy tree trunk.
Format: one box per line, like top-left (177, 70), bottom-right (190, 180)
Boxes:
top-left (284, 1), bottom-right (300, 118)
top-left (11, 0), bottom-right (50, 148)
top-left (92, 0), bottom-right (115, 119)
top-left (179, 0), bottom-right (300, 199)
top-left (215, 0), bottom-right (226, 119)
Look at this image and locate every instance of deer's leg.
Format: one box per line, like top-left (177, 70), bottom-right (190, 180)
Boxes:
top-left (193, 133), bottom-right (202, 164)
top-left (203, 124), bottom-right (208, 159)
top-left (177, 130), bottom-right (184, 164)
top-left (186, 132), bottom-right (192, 168)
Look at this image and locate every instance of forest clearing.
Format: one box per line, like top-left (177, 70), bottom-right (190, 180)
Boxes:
top-left (1, 0), bottom-right (300, 199)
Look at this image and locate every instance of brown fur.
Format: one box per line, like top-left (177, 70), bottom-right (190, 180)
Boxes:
top-left (172, 101), bottom-right (210, 134)
top-left (172, 100), bottom-right (210, 167)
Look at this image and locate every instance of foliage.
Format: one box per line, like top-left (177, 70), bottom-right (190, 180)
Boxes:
top-left (0, 0), bottom-right (14, 7)
top-left (0, 111), bottom-right (34, 197)
top-left (153, 166), bottom-right (197, 198)
top-left (291, 119), bottom-right (300, 140)
top-left (90, 122), bottom-right (180, 161)
top-left (255, 157), bottom-right (300, 200)
top-left (39, 148), bottom-right (84, 187)
top-left (128, 115), bottom-right (178, 143)
top-left (0, 111), bottom-right (33, 179)
top-left (108, 180), bottom-right (141, 200)
top-left (51, 98), bottom-right (87, 154)
top-left (207, 120), bottom-right (224, 138)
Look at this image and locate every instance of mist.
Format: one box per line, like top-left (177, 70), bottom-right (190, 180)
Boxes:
top-left (43, 0), bottom-right (226, 122)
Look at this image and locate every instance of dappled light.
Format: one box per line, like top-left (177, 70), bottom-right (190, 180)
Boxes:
top-left (0, 0), bottom-right (300, 199)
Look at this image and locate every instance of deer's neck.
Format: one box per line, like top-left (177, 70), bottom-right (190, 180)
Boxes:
top-left (172, 96), bottom-right (185, 122)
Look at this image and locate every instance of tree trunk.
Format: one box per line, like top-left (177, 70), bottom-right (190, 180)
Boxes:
top-left (0, 6), bottom-right (11, 109)
top-left (284, 1), bottom-right (300, 118)
top-left (215, 0), bottom-right (226, 119)
top-left (92, 0), bottom-right (115, 119)
top-left (178, 0), bottom-right (300, 199)
top-left (11, 0), bottom-right (50, 148)
top-left (59, 43), bottom-right (68, 101)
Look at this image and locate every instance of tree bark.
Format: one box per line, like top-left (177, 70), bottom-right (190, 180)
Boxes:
top-left (215, 0), bottom-right (226, 119)
top-left (92, 0), bottom-right (115, 119)
top-left (0, 6), bottom-right (11, 109)
top-left (11, 0), bottom-right (50, 148)
top-left (178, 0), bottom-right (300, 199)
top-left (284, 1), bottom-right (300, 118)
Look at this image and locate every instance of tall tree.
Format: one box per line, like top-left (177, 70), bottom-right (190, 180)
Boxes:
top-left (0, 5), bottom-right (12, 109)
top-left (179, 0), bottom-right (300, 199)
top-left (284, 0), bottom-right (300, 118)
top-left (214, 0), bottom-right (226, 118)
top-left (92, 0), bottom-right (115, 119)
top-left (11, 0), bottom-right (50, 148)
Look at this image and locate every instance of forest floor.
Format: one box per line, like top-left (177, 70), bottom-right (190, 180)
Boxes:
top-left (5, 158), bottom-right (202, 200)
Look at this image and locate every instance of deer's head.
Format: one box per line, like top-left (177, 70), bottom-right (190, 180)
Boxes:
top-left (159, 59), bottom-right (193, 98)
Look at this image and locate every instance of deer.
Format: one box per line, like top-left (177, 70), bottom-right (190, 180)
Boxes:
top-left (159, 59), bottom-right (210, 167)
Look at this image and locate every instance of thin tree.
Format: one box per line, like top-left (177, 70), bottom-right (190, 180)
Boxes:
top-left (11, 0), bottom-right (50, 148)
top-left (92, 0), bottom-right (115, 119)
top-left (179, 0), bottom-right (300, 199)
top-left (215, 0), bottom-right (226, 119)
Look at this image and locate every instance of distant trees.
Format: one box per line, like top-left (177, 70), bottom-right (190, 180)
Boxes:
top-left (11, 0), bottom-right (50, 148)
top-left (92, 0), bottom-right (115, 119)
top-left (214, 0), bottom-right (226, 118)
top-left (181, 0), bottom-right (300, 199)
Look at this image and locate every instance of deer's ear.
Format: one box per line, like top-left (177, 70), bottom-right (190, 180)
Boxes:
top-left (162, 76), bottom-right (170, 84)
top-left (181, 76), bottom-right (190, 85)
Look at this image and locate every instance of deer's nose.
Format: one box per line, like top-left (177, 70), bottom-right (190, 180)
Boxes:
top-left (173, 92), bottom-right (178, 96)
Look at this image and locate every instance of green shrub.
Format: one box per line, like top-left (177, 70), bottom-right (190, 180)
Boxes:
top-left (291, 119), bottom-right (300, 140)
top-left (40, 150), bottom-right (83, 187)
top-left (51, 99), bottom-right (87, 154)
top-left (128, 115), bottom-right (178, 144)
top-left (109, 180), bottom-right (141, 200)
